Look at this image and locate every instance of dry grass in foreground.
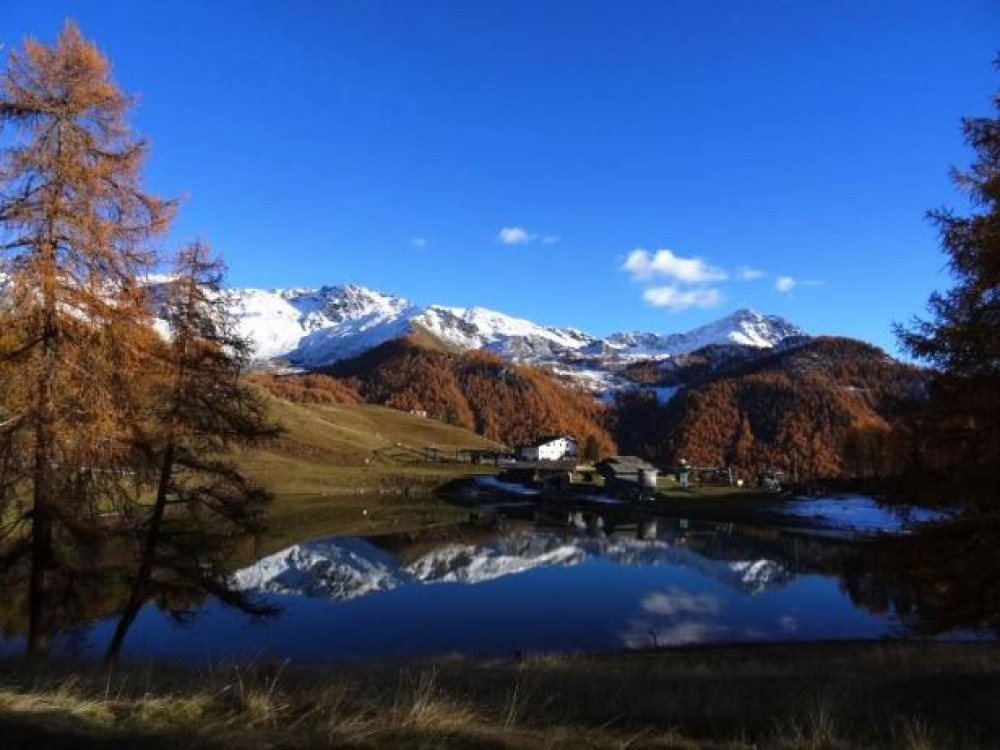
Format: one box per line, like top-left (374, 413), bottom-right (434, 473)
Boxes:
top-left (1, 642), bottom-right (999, 749)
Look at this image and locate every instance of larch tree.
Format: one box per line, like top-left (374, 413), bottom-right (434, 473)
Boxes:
top-left (897, 59), bottom-right (1000, 507)
top-left (106, 242), bottom-right (279, 662)
top-left (0, 22), bottom-right (173, 657)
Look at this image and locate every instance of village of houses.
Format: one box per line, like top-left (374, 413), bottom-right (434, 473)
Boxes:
top-left (435, 434), bottom-right (780, 506)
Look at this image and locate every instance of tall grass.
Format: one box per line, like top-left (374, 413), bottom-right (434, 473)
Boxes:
top-left (0, 642), bottom-right (998, 749)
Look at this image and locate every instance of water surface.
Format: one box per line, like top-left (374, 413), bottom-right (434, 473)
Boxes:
top-left (11, 508), bottom-right (981, 664)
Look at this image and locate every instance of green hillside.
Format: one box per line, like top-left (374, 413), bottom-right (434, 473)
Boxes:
top-left (235, 396), bottom-right (502, 550)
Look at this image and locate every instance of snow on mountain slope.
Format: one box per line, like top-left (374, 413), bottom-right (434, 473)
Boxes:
top-left (211, 282), bottom-right (804, 372)
top-left (223, 288), bottom-right (307, 361)
top-left (215, 284), bottom-right (420, 367)
top-left (413, 305), bottom-right (595, 357)
top-left (231, 537), bottom-right (408, 600)
top-left (600, 309), bottom-right (804, 359)
top-left (213, 284), bottom-right (599, 368)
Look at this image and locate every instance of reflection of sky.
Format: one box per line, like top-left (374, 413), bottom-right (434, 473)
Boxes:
top-left (33, 545), bottom-right (891, 664)
top-left (619, 573), bottom-right (886, 649)
top-left (623, 586), bottom-right (727, 647)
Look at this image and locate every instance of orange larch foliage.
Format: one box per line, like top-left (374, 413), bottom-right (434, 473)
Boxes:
top-left (0, 22), bottom-right (173, 657)
top-left (251, 372), bottom-right (361, 406)
top-left (324, 339), bottom-right (616, 455)
top-left (616, 338), bottom-right (922, 481)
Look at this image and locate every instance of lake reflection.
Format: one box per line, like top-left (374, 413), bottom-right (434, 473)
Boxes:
top-left (7, 513), bottom-right (983, 664)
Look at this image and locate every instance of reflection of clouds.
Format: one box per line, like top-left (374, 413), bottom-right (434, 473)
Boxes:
top-left (623, 587), bottom-right (728, 648)
top-left (622, 619), bottom-right (728, 648)
top-left (642, 587), bottom-right (723, 617)
top-left (779, 615), bottom-right (799, 633)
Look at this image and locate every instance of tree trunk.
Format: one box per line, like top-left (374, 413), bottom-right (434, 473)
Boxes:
top-left (27, 242), bottom-right (59, 662)
top-left (105, 440), bottom-right (175, 664)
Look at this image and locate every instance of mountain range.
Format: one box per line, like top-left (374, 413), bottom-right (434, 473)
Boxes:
top-left (205, 283), bottom-right (805, 376)
top-left (203, 281), bottom-right (921, 481)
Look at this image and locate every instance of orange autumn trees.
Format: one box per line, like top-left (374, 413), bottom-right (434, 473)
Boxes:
top-left (615, 338), bottom-right (921, 481)
top-left (0, 24), bottom-right (277, 659)
top-left (328, 339), bottom-right (616, 455)
top-left (458, 351), bottom-right (615, 455)
top-left (0, 22), bottom-right (172, 657)
top-left (250, 372), bottom-right (361, 405)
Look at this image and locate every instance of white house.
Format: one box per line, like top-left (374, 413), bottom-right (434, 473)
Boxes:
top-left (518, 435), bottom-right (578, 462)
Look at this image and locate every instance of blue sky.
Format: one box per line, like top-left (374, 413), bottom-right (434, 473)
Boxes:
top-left (4, 1), bottom-right (999, 352)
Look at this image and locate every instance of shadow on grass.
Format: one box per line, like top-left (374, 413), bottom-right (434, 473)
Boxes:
top-left (0, 717), bottom-right (184, 750)
top-left (1, 642), bottom-right (999, 749)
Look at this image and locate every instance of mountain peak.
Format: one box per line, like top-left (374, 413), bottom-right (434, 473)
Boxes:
top-left (726, 307), bottom-right (763, 320)
top-left (689, 308), bottom-right (803, 348)
top-left (601, 309), bottom-right (802, 359)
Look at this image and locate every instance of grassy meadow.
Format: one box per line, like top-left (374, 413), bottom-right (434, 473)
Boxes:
top-left (234, 397), bottom-right (502, 552)
top-left (2, 642), bottom-right (999, 749)
top-left (239, 397), bottom-right (502, 494)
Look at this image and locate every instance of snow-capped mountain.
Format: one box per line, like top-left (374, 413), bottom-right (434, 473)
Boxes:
top-left (414, 306), bottom-right (595, 360)
top-left (232, 530), bottom-right (791, 601)
top-left (598, 309), bottom-right (804, 358)
top-left (205, 282), bottom-right (805, 371)
top-left (223, 284), bottom-right (418, 364)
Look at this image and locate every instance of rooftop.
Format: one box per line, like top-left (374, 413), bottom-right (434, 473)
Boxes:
top-left (596, 456), bottom-right (660, 474)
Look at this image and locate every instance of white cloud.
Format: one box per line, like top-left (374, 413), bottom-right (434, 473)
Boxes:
top-left (497, 227), bottom-right (559, 246)
top-left (622, 248), bottom-right (727, 284)
top-left (410, 237), bottom-right (428, 249)
top-left (775, 276), bottom-right (796, 293)
top-left (498, 226), bottom-right (532, 245)
top-left (736, 265), bottom-right (765, 281)
top-left (642, 286), bottom-right (723, 311)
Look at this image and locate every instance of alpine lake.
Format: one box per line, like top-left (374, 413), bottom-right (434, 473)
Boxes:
top-left (2, 487), bottom-right (989, 665)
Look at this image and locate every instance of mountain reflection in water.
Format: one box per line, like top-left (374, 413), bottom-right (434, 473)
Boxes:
top-left (0, 513), bottom-right (994, 663)
top-left (232, 527), bottom-right (792, 601)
